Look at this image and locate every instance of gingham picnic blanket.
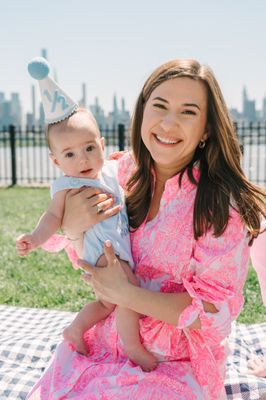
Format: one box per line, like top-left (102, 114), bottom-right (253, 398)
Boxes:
top-left (1, 305), bottom-right (266, 400)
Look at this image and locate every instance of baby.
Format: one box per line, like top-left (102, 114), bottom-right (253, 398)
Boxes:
top-left (16, 108), bottom-right (157, 371)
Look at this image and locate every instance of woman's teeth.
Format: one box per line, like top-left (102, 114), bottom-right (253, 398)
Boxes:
top-left (155, 134), bottom-right (179, 144)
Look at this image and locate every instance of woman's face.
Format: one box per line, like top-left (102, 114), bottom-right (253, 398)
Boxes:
top-left (141, 77), bottom-right (208, 177)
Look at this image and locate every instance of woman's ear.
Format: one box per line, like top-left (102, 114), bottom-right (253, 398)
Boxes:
top-left (203, 124), bottom-right (210, 141)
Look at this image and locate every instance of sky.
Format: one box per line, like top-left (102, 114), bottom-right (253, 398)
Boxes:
top-left (1, 0), bottom-right (266, 116)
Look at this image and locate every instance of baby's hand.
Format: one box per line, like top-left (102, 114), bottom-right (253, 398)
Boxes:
top-left (248, 355), bottom-right (266, 378)
top-left (16, 234), bottom-right (38, 256)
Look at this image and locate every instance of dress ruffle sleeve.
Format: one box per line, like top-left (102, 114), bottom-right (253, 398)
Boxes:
top-left (177, 208), bottom-right (250, 399)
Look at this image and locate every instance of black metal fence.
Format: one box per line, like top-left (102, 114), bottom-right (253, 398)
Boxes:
top-left (0, 123), bottom-right (266, 186)
top-left (0, 124), bottom-right (130, 186)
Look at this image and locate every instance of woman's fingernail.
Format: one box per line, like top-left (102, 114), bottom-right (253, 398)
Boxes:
top-left (105, 240), bottom-right (112, 247)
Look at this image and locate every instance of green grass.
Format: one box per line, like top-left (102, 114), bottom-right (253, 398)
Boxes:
top-left (0, 187), bottom-right (94, 311)
top-left (0, 187), bottom-right (265, 323)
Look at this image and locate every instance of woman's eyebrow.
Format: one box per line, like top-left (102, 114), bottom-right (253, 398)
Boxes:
top-left (183, 103), bottom-right (200, 110)
top-left (152, 97), bottom-right (200, 110)
top-left (152, 96), bottom-right (169, 103)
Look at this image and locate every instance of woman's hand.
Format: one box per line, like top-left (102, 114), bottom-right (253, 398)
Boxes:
top-left (78, 241), bottom-right (130, 305)
top-left (62, 187), bottom-right (121, 239)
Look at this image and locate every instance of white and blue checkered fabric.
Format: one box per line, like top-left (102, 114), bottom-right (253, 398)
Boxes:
top-left (0, 305), bottom-right (75, 399)
top-left (225, 321), bottom-right (266, 399)
top-left (1, 305), bottom-right (266, 399)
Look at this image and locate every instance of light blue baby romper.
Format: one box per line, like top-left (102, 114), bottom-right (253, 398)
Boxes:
top-left (51, 159), bottom-right (134, 268)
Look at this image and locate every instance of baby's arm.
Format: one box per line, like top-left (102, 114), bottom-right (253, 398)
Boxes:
top-left (16, 190), bottom-right (66, 256)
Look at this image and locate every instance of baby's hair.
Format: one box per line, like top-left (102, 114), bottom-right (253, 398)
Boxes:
top-left (45, 108), bottom-right (100, 150)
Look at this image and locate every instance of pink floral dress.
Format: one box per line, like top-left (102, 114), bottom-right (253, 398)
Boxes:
top-left (27, 152), bottom-right (250, 400)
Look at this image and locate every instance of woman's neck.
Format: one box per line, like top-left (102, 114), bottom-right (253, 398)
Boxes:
top-left (154, 165), bottom-right (181, 185)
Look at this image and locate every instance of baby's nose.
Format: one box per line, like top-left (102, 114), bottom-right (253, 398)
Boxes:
top-left (80, 155), bottom-right (89, 164)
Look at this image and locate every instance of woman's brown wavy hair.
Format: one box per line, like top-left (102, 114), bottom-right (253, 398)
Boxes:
top-left (126, 59), bottom-right (266, 242)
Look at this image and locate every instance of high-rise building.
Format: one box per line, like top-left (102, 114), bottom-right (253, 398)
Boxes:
top-left (0, 92), bottom-right (5, 104)
top-left (121, 97), bottom-right (125, 113)
top-left (79, 83), bottom-right (87, 108)
top-left (262, 96), bottom-right (266, 121)
top-left (41, 49), bottom-right (48, 60)
top-left (31, 85), bottom-right (36, 125)
top-left (26, 112), bottom-right (34, 127)
top-left (39, 103), bottom-right (45, 127)
top-left (90, 97), bottom-right (106, 129)
top-left (0, 92), bottom-right (5, 123)
top-left (10, 93), bottom-right (22, 126)
top-left (0, 101), bottom-right (12, 127)
top-left (242, 86), bottom-right (257, 122)
top-left (113, 94), bottom-right (118, 120)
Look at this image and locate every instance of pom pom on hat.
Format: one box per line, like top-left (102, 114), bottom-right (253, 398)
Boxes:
top-left (28, 57), bottom-right (50, 80)
top-left (27, 56), bottom-right (78, 124)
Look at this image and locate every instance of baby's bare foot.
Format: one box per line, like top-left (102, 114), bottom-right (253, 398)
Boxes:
top-left (124, 344), bottom-right (158, 372)
top-left (63, 326), bottom-right (89, 356)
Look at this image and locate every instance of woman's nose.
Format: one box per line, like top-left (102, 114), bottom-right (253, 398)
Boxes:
top-left (160, 113), bottom-right (178, 132)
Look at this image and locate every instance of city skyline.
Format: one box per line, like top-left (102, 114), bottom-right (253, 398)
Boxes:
top-left (1, 0), bottom-right (266, 118)
top-left (2, 78), bottom-right (266, 129)
top-left (2, 58), bottom-right (266, 120)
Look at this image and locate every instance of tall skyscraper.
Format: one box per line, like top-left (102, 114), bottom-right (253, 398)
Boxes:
top-left (90, 97), bottom-right (106, 128)
top-left (242, 86), bottom-right (248, 114)
top-left (121, 97), bottom-right (125, 113)
top-left (80, 83), bottom-right (87, 108)
top-left (31, 85), bottom-right (36, 125)
top-left (242, 86), bottom-right (257, 122)
top-left (39, 103), bottom-right (45, 127)
top-left (262, 96), bottom-right (266, 121)
top-left (113, 94), bottom-right (118, 115)
top-left (41, 49), bottom-right (48, 59)
top-left (10, 93), bottom-right (22, 126)
top-left (0, 92), bottom-right (5, 104)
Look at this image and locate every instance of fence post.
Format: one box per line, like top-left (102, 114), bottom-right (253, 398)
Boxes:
top-left (118, 124), bottom-right (125, 151)
top-left (9, 125), bottom-right (17, 186)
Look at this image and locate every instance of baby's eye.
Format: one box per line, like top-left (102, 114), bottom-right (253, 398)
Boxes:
top-left (65, 152), bottom-right (74, 158)
top-left (182, 110), bottom-right (196, 115)
top-left (86, 145), bottom-right (94, 152)
top-left (153, 103), bottom-right (167, 110)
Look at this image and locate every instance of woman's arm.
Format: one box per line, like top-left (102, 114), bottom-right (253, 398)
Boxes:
top-left (79, 207), bottom-right (250, 333)
top-left (79, 241), bottom-right (217, 329)
top-left (62, 187), bottom-right (121, 239)
top-left (119, 285), bottom-right (217, 328)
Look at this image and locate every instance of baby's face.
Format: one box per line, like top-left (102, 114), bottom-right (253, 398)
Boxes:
top-left (49, 112), bottom-right (104, 179)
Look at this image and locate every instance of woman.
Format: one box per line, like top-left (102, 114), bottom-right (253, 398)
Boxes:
top-left (28, 59), bottom-right (266, 400)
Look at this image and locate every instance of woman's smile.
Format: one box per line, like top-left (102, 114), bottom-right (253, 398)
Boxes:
top-left (153, 133), bottom-right (182, 146)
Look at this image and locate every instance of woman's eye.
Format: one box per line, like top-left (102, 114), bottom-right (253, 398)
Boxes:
top-left (86, 146), bottom-right (94, 152)
top-left (182, 110), bottom-right (196, 115)
top-left (153, 103), bottom-right (167, 110)
top-left (65, 152), bottom-right (74, 158)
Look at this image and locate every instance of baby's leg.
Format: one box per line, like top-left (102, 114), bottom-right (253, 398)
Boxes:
top-left (116, 307), bottom-right (158, 371)
top-left (63, 300), bottom-right (115, 355)
top-left (97, 254), bottom-right (157, 370)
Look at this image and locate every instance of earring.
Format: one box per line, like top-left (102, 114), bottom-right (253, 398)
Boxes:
top-left (199, 139), bottom-right (206, 149)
